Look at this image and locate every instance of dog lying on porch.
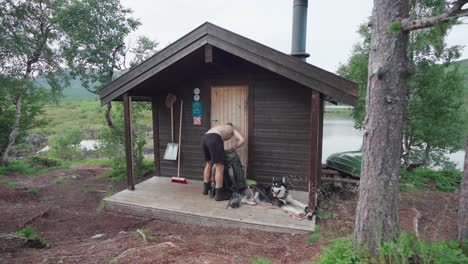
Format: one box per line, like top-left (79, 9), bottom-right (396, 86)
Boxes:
top-left (234, 177), bottom-right (311, 219)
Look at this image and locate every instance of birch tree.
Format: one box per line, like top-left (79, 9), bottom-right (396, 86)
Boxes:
top-left (0, 0), bottom-right (68, 164)
top-left (61, 0), bottom-right (140, 128)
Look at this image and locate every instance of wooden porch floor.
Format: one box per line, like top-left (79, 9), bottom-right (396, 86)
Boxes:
top-left (104, 177), bottom-right (315, 234)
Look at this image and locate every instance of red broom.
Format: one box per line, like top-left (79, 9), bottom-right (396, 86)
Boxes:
top-left (171, 100), bottom-right (187, 184)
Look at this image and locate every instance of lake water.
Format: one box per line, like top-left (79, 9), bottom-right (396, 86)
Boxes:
top-left (322, 114), bottom-right (465, 170)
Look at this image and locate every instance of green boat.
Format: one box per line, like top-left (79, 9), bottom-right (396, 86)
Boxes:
top-left (325, 151), bottom-right (362, 178)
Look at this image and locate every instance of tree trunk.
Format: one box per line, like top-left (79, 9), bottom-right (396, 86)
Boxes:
top-left (354, 0), bottom-right (410, 251)
top-left (458, 135), bottom-right (468, 242)
top-left (104, 102), bottom-right (114, 128)
top-left (1, 95), bottom-right (23, 165)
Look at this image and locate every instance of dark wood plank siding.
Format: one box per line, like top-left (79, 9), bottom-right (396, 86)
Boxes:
top-left (157, 81), bottom-right (211, 181)
top-left (154, 57), bottom-right (312, 190)
top-left (250, 80), bottom-right (311, 191)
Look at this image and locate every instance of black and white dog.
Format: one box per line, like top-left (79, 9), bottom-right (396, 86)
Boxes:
top-left (240, 177), bottom-right (310, 217)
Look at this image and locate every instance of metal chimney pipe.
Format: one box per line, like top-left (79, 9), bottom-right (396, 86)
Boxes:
top-left (291, 0), bottom-right (310, 61)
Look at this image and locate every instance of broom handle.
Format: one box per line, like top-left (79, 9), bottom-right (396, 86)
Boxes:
top-left (177, 100), bottom-right (183, 178)
top-left (170, 102), bottom-right (174, 142)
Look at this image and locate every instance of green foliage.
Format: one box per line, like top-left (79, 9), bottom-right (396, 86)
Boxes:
top-left (317, 237), bottom-right (361, 264)
top-left (84, 186), bottom-right (97, 193)
top-left (337, 24), bottom-right (369, 130)
top-left (317, 233), bottom-right (468, 264)
top-left (16, 226), bottom-right (49, 248)
top-left (98, 102), bottom-right (152, 181)
top-left (133, 228), bottom-right (156, 242)
top-left (29, 188), bottom-right (39, 195)
top-left (129, 36), bottom-right (160, 68)
top-left (32, 100), bottom-right (105, 136)
top-left (0, 0), bottom-right (72, 161)
top-left (404, 59), bottom-right (465, 166)
top-left (0, 78), bottom-right (49, 158)
top-left (16, 226), bottom-right (39, 241)
top-left (400, 168), bottom-right (462, 192)
top-left (0, 160), bottom-right (33, 175)
top-left (49, 128), bottom-right (83, 160)
top-left (26, 155), bottom-right (62, 170)
top-left (0, 159), bottom-right (68, 176)
top-left (0, 178), bottom-right (18, 188)
top-left (250, 257), bottom-right (272, 264)
top-left (388, 21), bottom-right (402, 33)
top-left (60, 0), bottom-right (141, 94)
top-left (307, 233), bottom-right (321, 244)
top-left (339, 14), bottom-right (465, 167)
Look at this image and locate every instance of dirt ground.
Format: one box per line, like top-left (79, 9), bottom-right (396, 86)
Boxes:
top-left (0, 165), bottom-right (460, 264)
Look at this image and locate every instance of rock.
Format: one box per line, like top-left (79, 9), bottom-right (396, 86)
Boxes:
top-left (91, 234), bottom-right (105, 239)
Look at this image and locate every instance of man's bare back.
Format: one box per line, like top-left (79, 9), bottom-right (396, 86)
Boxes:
top-left (206, 124), bottom-right (234, 140)
top-left (206, 123), bottom-right (245, 150)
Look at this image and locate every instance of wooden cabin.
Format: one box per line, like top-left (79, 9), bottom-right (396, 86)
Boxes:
top-left (99, 22), bottom-right (357, 210)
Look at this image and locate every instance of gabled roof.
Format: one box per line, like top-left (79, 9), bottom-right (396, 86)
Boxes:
top-left (99, 22), bottom-right (358, 105)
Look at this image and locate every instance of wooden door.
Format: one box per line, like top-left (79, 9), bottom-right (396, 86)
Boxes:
top-left (211, 85), bottom-right (249, 168)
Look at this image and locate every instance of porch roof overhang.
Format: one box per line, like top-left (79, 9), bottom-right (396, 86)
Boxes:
top-left (99, 22), bottom-right (358, 106)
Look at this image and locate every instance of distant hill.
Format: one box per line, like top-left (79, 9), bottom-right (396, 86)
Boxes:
top-left (34, 69), bottom-right (125, 101)
top-left (34, 75), bottom-right (98, 101)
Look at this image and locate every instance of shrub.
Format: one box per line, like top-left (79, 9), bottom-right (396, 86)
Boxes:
top-left (49, 128), bottom-right (83, 160)
top-left (16, 226), bottom-right (49, 248)
top-left (26, 155), bottom-right (62, 169)
top-left (400, 168), bottom-right (462, 192)
top-left (98, 102), bottom-right (152, 181)
top-left (0, 160), bottom-right (33, 175)
top-left (317, 232), bottom-right (468, 264)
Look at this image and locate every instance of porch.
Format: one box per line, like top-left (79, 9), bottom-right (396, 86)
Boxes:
top-left (104, 176), bottom-right (315, 234)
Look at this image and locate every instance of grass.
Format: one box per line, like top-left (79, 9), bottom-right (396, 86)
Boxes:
top-left (400, 168), bottom-right (462, 192)
top-left (0, 158), bottom-right (71, 176)
top-left (30, 99), bottom-right (152, 138)
top-left (307, 233), bottom-right (321, 244)
top-left (250, 257), bottom-right (272, 264)
top-left (0, 178), bottom-right (18, 188)
top-left (28, 188), bottom-right (39, 195)
top-left (16, 226), bottom-right (49, 248)
top-left (53, 173), bottom-right (80, 184)
top-left (84, 186), bottom-right (97, 193)
top-left (0, 160), bottom-right (34, 175)
top-left (31, 100), bottom-right (105, 137)
top-left (316, 232), bottom-right (467, 264)
top-left (133, 228), bottom-right (156, 242)
top-left (307, 225), bottom-right (322, 244)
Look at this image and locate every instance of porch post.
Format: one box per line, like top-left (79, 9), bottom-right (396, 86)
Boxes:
top-left (151, 97), bottom-right (161, 176)
top-left (318, 93), bottom-right (324, 188)
top-left (123, 93), bottom-right (135, 190)
top-left (308, 91), bottom-right (323, 213)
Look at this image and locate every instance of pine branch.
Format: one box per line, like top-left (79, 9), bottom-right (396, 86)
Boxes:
top-left (401, 0), bottom-right (468, 31)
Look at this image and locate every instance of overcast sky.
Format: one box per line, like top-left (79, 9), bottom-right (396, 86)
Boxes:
top-left (121, 0), bottom-right (468, 73)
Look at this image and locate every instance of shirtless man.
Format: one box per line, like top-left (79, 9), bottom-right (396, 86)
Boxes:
top-left (201, 122), bottom-right (245, 201)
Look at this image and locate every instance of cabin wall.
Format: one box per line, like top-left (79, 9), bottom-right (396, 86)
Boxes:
top-left (156, 70), bottom-right (312, 191)
top-left (250, 79), bottom-right (311, 190)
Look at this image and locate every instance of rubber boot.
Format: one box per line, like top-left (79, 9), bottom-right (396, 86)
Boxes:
top-left (214, 187), bottom-right (232, 201)
top-left (203, 182), bottom-right (211, 195)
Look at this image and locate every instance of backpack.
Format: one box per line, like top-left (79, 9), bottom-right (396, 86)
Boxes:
top-left (222, 151), bottom-right (246, 193)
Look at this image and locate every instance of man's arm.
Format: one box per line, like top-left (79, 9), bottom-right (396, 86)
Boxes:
top-left (232, 128), bottom-right (246, 150)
